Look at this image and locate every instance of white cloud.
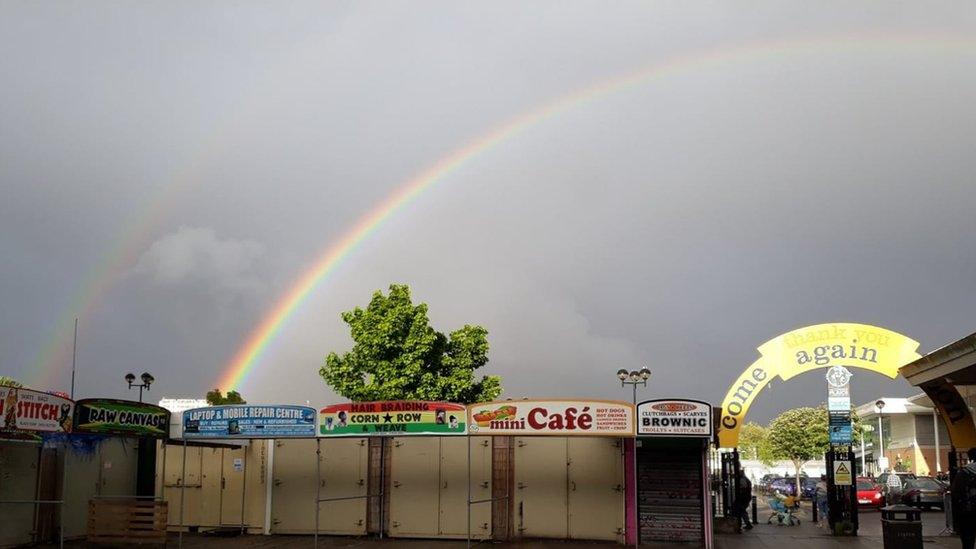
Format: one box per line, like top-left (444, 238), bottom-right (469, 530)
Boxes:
top-left (132, 226), bottom-right (265, 296)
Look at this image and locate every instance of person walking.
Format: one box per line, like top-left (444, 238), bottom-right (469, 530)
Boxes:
top-left (885, 470), bottom-right (902, 505)
top-left (815, 474), bottom-right (829, 526)
top-left (733, 470), bottom-right (753, 531)
top-left (951, 449), bottom-right (976, 549)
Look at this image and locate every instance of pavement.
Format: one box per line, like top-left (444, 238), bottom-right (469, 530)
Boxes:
top-left (36, 500), bottom-right (962, 548)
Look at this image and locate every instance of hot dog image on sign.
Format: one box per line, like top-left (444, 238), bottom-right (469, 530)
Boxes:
top-left (467, 400), bottom-right (635, 436)
top-left (318, 401), bottom-right (467, 436)
top-left (638, 399), bottom-right (713, 437)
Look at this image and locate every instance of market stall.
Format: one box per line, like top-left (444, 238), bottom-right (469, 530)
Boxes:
top-left (69, 398), bottom-right (171, 543)
top-left (317, 401), bottom-right (477, 542)
top-left (467, 399), bottom-right (634, 544)
top-left (175, 404), bottom-right (314, 542)
top-left (0, 386), bottom-right (74, 548)
top-left (636, 399), bottom-right (714, 548)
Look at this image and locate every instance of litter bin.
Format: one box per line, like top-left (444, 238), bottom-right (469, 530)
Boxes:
top-left (880, 505), bottom-right (923, 549)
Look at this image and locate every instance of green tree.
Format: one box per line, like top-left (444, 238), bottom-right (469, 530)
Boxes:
top-left (739, 422), bottom-right (767, 460)
top-left (320, 284), bottom-right (502, 404)
top-left (206, 389), bottom-right (246, 405)
top-left (0, 376), bottom-right (23, 387)
top-left (766, 406), bottom-right (862, 495)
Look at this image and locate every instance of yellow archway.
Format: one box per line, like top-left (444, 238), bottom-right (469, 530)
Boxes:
top-left (717, 322), bottom-right (976, 449)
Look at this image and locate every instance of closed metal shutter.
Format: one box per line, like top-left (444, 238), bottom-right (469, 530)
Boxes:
top-left (638, 444), bottom-right (703, 543)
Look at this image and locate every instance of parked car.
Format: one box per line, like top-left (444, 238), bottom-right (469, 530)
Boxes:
top-left (768, 477), bottom-right (797, 496)
top-left (856, 477), bottom-right (884, 510)
top-left (759, 474), bottom-right (782, 494)
top-left (801, 477), bottom-right (819, 499)
top-left (878, 472), bottom-right (917, 498)
top-left (900, 476), bottom-right (947, 510)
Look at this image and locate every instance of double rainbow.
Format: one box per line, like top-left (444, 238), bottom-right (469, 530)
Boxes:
top-left (215, 31), bottom-right (976, 391)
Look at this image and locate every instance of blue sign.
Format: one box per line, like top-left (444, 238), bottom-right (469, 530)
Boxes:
top-left (182, 405), bottom-right (316, 439)
top-left (829, 423), bottom-right (852, 444)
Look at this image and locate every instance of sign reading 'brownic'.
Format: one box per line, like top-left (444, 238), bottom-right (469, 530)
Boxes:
top-left (183, 405), bottom-right (316, 439)
top-left (74, 399), bottom-right (170, 438)
top-left (319, 401), bottom-right (467, 436)
top-left (467, 400), bottom-right (634, 436)
top-left (637, 399), bottom-right (713, 437)
top-left (0, 387), bottom-right (74, 435)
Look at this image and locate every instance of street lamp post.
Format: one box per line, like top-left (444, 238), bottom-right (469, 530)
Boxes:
top-left (875, 399), bottom-right (886, 472)
top-left (617, 367), bottom-right (650, 549)
top-left (125, 372), bottom-right (155, 403)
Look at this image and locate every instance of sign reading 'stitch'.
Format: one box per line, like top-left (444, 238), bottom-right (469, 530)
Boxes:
top-left (74, 399), bottom-right (170, 438)
top-left (319, 401), bottom-right (466, 436)
top-left (718, 323), bottom-right (922, 448)
top-left (638, 399), bottom-right (712, 437)
top-left (183, 405), bottom-right (316, 439)
top-left (0, 387), bottom-right (74, 435)
top-left (467, 400), bottom-right (634, 436)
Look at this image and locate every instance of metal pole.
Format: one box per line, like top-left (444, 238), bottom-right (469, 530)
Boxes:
top-left (32, 443), bottom-right (42, 544)
top-left (934, 411), bottom-right (942, 474)
top-left (70, 318), bottom-right (78, 399)
top-left (179, 439), bottom-right (186, 549)
top-left (860, 435), bottom-right (866, 475)
top-left (633, 384), bottom-right (639, 549)
top-left (466, 436), bottom-right (472, 549)
top-left (315, 438), bottom-right (320, 548)
top-left (59, 442), bottom-right (67, 549)
top-left (240, 444), bottom-right (248, 535)
top-left (378, 439), bottom-right (384, 540)
top-left (877, 414), bottom-right (884, 471)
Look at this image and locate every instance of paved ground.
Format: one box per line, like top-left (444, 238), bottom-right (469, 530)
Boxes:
top-left (38, 501), bottom-right (962, 548)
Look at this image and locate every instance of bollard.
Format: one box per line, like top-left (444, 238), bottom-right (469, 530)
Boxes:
top-left (751, 496), bottom-right (758, 525)
top-left (812, 496), bottom-right (818, 523)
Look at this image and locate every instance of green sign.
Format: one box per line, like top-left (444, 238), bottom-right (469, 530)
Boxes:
top-left (74, 399), bottom-right (170, 438)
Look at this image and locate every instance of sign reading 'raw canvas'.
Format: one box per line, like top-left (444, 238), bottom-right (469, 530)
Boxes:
top-left (183, 405), bottom-right (316, 438)
top-left (74, 399), bottom-right (170, 438)
top-left (319, 401), bottom-right (467, 436)
top-left (637, 399), bottom-right (713, 437)
top-left (467, 400), bottom-right (634, 436)
top-left (0, 387), bottom-right (74, 435)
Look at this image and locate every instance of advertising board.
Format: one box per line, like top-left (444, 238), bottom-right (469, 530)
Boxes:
top-left (467, 400), bottom-right (634, 436)
top-left (0, 387), bottom-right (74, 435)
top-left (637, 399), bottom-right (713, 437)
top-left (183, 405), bottom-right (316, 438)
top-left (74, 399), bottom-right (170, 438)
top-left (319, 401), bottom-right (467, 436)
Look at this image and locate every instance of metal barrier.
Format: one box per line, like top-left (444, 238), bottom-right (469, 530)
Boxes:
top-left (941, 490), bottom-right (954, 535)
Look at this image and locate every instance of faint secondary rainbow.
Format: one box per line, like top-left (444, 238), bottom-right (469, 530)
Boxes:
top-left (27, 31), bottom-right (332, 392)
top-left (218, 31), bottom-right (976, 391)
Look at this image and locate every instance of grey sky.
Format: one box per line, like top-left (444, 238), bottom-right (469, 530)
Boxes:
top-left (2, 2), bottom-right (975, 423)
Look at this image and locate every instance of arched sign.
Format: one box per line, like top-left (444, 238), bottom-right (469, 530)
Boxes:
top-left (717, 323), bottom-right (922, 448)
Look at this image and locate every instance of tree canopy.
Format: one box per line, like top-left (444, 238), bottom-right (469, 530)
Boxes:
top-left (0, 376), bottom-right (23, 388)
top-left (206, 389), bottom-right (246, 405)
top-left (738, 422), bottom-right (768, 461)
top-left (765, 406), bottom-right (862, 494)
top-left (320, 284), bottom-right (502, 404)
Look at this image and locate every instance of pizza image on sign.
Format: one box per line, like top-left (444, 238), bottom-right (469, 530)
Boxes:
top-left (318, 401), bottom-right (467, 436)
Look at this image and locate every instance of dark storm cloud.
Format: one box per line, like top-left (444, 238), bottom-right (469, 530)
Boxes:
top-left (2, 1), bottom-right (975, 423)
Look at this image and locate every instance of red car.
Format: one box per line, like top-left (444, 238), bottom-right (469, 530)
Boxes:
top-left (856, 477), bottom-right (884, 510)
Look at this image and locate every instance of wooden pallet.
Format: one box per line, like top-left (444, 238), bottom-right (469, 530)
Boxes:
top-left (88, 499), bottom-right (168, 545)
